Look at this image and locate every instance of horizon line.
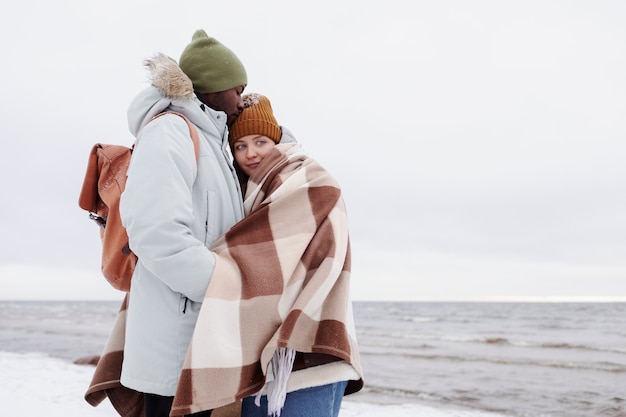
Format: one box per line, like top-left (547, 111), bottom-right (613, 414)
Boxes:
top-left (2, 296), bottom-right (626, 303)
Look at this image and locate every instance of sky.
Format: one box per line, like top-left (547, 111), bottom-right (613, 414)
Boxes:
top-left (0, 0), bottom-right (625, 302)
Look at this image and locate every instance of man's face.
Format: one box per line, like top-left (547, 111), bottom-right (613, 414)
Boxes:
top-left (200, 86), bottom-right (245, 127)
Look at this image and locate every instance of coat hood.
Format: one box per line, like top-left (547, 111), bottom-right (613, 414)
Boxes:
top-left (127, 53), bottom-right (223, 138)
top-left (145, 53), bottom-right (195, 100)
top-left (279, 126), bottom-right (297, 144)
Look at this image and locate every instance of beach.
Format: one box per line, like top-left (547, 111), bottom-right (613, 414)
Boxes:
top-left (1, 300), bottom-right (624, 417)
top-left (0, 351), bottom-right (499, 417)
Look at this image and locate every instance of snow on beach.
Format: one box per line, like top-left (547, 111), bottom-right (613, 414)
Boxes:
top-left (0, 351), bottom-right (503, 417)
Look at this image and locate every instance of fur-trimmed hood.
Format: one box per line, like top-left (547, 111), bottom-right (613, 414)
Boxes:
top-left (144, 53), bottom-right (194, 100)
top-left (126, 53), bottom-right (226, 139)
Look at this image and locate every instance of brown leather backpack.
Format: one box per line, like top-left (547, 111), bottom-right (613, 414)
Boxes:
top-left (78, 112), bottom-right (200, 291)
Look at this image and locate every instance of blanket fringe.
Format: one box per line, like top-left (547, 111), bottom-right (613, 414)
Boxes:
top-left (255, 347), bottom-right (296, 417)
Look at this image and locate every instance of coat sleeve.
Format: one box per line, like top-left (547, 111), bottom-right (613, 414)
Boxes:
top-left (120, 115), bottom-right (215, 302)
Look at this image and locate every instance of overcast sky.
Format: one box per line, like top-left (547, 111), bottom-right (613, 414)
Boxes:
top-left (1, 0), bottom-right (624, 301)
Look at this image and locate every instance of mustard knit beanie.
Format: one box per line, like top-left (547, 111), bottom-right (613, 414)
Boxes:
top-left (229, 94), bottom-right (282, 145)
top-left (179, 29), bottom-right (247, 94)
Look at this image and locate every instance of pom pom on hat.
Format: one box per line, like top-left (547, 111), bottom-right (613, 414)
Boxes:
top-left (179, 29), bottom-right (247, 94)
top-left (229, 94), bottom-right (282, 145)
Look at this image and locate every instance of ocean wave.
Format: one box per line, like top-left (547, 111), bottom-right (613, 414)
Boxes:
top-left (354, 383), bottom-right (514, 417)
top-left (357, 383), bottom-right (446, 403)
top-left (360, 350), bottom-right (626, 373)
top-left (538, 342), bottom-right (626, 355)
top-left (403, 315), bottom-right (439, 323)
top-left (359, 329), bottom-right (626, 355)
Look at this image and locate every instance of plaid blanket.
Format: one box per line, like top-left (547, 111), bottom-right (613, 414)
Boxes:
top-left (84, 295), bottom-right (145, 416)
top-left (84, 143), bottom-right (363, 416)
top-left (170, 143), bottom-right (363, 415)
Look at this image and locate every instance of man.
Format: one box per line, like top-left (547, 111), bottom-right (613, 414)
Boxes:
top-left (119, 30), bottom-right (247, 417)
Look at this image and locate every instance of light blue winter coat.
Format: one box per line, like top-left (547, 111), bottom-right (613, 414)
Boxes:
top-left (119, 54), bottom-right (244, 396)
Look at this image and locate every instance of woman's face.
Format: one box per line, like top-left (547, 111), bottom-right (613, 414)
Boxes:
top-left (232, 134), bottom-right (276, 176)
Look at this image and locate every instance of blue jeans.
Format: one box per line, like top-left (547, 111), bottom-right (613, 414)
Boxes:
top-left (241, 381), bottom-right (348, 417)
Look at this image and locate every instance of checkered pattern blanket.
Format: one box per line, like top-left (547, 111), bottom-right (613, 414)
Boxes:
top-left (84, 295), bottom-right (145, 416)
top-left (171, 143), bottom-right (363, 415)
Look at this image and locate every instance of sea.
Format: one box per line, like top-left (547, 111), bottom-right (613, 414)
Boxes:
top-left (0, 300), bottom-right (624, 417)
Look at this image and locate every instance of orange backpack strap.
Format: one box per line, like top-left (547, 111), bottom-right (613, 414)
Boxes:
top-left (149, 111), bottom-right (200, 161)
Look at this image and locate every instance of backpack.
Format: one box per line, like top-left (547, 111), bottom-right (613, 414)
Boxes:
top-left (78, 111), bottom-right (200, 292)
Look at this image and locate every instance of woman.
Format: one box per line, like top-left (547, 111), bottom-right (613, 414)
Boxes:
top-left (170, 94), bottom-right (364, 417)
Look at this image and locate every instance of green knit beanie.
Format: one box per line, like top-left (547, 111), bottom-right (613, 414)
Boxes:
top-left (179, 30), bottom-right (247, 94)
